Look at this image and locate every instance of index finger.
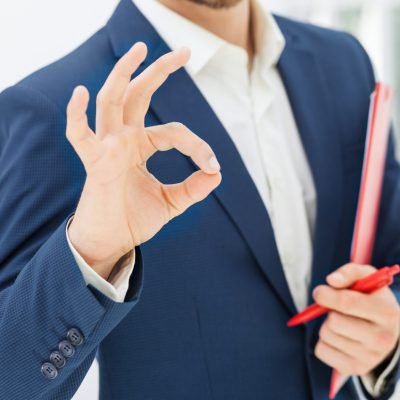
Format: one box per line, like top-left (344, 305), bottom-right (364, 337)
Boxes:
top-left (326, 263), bottom-right (377, 289)
top-left (143, 123), bottom-right (220, 174)
top-left (313, 285), bottom-right (395, 324)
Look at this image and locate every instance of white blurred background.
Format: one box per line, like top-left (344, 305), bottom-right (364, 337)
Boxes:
top-left (0, 0), bottom-right (399, 399)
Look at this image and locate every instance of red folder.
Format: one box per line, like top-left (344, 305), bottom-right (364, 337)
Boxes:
top-left (329, 82), bottom-right (394, 399)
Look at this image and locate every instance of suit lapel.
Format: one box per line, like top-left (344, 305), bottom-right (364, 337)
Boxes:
top-left (275, 18), bottom-right (344, 303)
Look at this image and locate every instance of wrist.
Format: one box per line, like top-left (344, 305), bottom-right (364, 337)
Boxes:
top-left (67, 218), bottom-right (130, 280)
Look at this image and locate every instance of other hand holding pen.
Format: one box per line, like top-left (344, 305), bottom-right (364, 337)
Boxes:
top-left (313, 263), bottom-right (400, 376)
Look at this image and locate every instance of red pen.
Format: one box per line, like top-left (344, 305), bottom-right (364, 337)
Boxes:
top-left (287, 265), bottom-right (400, 327)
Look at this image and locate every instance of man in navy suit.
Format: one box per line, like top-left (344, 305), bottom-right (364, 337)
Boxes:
top-left (0, 0), bottom-right (399, 399)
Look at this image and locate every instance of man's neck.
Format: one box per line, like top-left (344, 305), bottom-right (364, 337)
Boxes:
top-left (158, 0), bottom-right (253, 57)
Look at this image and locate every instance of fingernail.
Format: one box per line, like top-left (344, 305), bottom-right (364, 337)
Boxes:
top-left (328, 272), bottom-right (345, 282)
top-left (180, 46), bottom-right (191, 56)
top-left (176, 47), bottom-right (191, 60)
top-left (208, 156), bottom-right (220, 171)
top-left (73, 86), bottom-right (81, 96)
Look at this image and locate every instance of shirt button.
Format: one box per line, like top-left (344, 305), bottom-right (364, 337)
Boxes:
top-left (49, 350), bottom-right (66, 369)
top-left (41, 362), bottom-right (58, 379)
top-left (58, 340), bottom-right (75, 358)
top-left (66, 328), bottom-right (84, 347)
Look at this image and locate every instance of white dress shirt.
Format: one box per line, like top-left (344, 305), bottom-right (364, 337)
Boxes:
top-left (65, 0), bottom-right (399, 395)
top-left (134, 0), bottom-right (316, 313)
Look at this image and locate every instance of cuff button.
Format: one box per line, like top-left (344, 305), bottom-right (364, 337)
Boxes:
top-left (41, 362), bottom-right (58, 379)
top-left (50, 351), bottom-right (66, 369)
top-left (66, 328), bottom-right (84, 347)
top-left (58, 340), bottom-right (75, 358)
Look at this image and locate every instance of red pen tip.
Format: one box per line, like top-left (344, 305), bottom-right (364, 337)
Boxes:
top-left (389, 265), bottom-right (400, 277)
top-left (287, 318), bottom-right (299, 327)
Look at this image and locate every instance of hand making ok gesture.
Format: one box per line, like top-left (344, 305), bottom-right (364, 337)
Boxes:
top-left (66, 42), bottom-right (221, 279)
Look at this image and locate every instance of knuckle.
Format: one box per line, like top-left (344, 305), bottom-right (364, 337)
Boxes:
top-left (127, 81), bottom-right (139, 96)
top-left (326, 317), bottom-right (336, 332)
top-left (116, 67), bottom-right (131, 82)
top-left (183, 180), bottom-right (195, 202)
top-left (137, 89), bottom-right (151, 103)
top-left (109, 96), bottom-right (123, 108)
top-left (158, 55), bottom-right (172, 70)
top-left (65, 128), bottom-right (72, 140)
top-left (338, 364), bottom-right (352, 376)
top-left (319, 325), bottom-right (329, 341)
top-left (337, 293), bottom-right (351, 310)
top-left (96, 90), bottom-right (106, 106)
top-left (168, 122), bottom-right (187, 132)
top-left (313, 286), bottom-right (323, 302)
top-left (160, 70), bottom-right (170, 82)
top-left (365, 265), bottom-right (377, 273)
top-left (327, 312), bottom-right (338, 326)
top-left (338, 263), bottom-right (352, 275)
top-left (198, 140), bottom-right (211, 155)
top-left (314, 342), bottom-right (323, 359)
top-left (348, 360), bottom-right (359, 374)
top-left (377, 330), bottom-right (396, 347)
top-left (383, 304), bottom-right (400, 321)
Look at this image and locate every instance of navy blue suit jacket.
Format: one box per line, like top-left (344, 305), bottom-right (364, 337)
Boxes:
top-left (0, 1), bottom-right (399, 399)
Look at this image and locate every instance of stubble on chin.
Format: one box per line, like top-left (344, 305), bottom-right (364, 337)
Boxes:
top-left (183, 0), bottom-right (243, 9)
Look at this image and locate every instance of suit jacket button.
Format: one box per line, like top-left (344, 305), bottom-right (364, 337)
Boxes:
top-left (50, 350), bottom-right (66, 369)
top-left (58, 340), bottom-right (75, 358)
top-left (66, 328), bottom-right (84, 346)
top-left (41, 362), bottom-right (58, 379)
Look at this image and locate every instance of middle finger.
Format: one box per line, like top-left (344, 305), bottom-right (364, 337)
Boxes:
top-left (96, 42), bottom-right (148, 138)
top-left (123, 47), bottom-right (190, 126)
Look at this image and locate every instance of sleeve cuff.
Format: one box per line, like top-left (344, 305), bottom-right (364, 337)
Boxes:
top-left (360, 339), bottom-right (400, 397)
top-left (65, 215), bottom-right (135, 303)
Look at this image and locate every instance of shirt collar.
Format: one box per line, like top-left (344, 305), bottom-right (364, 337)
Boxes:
top-left (133, 0), bottom-right (285, 76)
top-left (255, 1), bottom-right (286, 69)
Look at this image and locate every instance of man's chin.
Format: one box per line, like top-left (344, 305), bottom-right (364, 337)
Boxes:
top-left (184, 0), bottom-right (243, 9)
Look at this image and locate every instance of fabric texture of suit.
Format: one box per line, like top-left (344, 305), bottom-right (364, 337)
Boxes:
top-left (0, 0), bottom-right (399, 398)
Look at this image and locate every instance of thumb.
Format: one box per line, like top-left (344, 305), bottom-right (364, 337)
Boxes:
top-left (162, 170), bottom-right (222, 220)
top-left (326, 263), bottom-right (377, 289)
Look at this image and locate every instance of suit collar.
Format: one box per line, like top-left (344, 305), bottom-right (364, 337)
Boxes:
top-left (106, 0), bottom-right (161, 60)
